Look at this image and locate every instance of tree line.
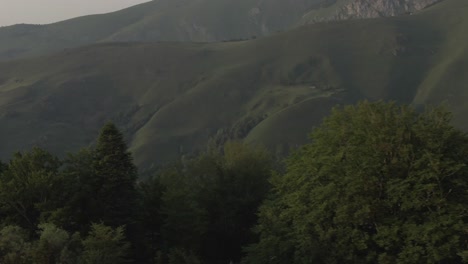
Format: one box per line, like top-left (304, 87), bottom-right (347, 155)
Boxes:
top-left (0, 101), bottom-right (466, 263)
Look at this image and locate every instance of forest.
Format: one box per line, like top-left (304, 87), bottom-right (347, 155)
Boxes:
top-left (0, 101), bottom-right (467, 264)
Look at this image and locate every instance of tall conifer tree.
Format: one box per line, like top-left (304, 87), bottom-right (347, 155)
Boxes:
top-left (93, 122), bottom-right (138, 228)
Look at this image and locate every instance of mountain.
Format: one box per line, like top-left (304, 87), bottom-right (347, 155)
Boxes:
top-left (0, 0), bottom-right (440, 61)
top-left (301, 0), bottom-right (441, 23)
top-left (0, 0), bottom-right (466, 167)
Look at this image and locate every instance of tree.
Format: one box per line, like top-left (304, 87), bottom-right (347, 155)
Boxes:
top-left (196, 142), bottom-right (272, 263)
top-left (0, 148), bottom-right (63, 232)
top-left (160, 142), bottom-right (272, 264)
top-left (167, 248), bottom-right (201, 264)
top-left (93, 122), bottom-right (139, 228)
top-left (80, 223), bottom-right (130, 264)
top-left (32, 223), bottom-right (73, 264)
top-left (245, 101), bottom-right (468, 263)
top-left (0, 160), bottom-right (6, 174)
top-left (137, 176), bottom-right (166, 261)
top-left (58, 148), bottom-right (98, 233)
top-left (0, 225), bottom-right (32, 264)
top-left (159, 164), bottom-right (207, 256)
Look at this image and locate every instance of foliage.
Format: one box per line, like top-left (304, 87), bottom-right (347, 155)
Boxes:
top-left (167, 248), bottom-right (201, 264)
top-left (80, 223), bottom-right (131, 264)
top-left (0, 148), bottom-right (63, 231)
top-left (0, 222), bottom-right (132, 264)
top-left (0, 160), bottom-right (6, 173)
top-left (58, 148), bottom-right (97, 232)
top-left (0, 102), bottom-right (466, 263)
top-left (245, 101), bottom-right (468, 263)
top-left (93, 122), bottom-right (139, 228)
top-left (32, 223), bottom-right (76, 264)
top-left (0, 225), bottom-right (32, 264)
top-left (137, 176), bottom-right (166, 260)
top-left (159, 164), bottom-right (208, 255)
top-left (0, 124), bottom-right (143, 263)
top-left (160, 141), bottom-right (273, 263)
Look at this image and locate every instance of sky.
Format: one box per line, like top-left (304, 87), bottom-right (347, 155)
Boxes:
top-left (0, 0), bottom-right (150, 27)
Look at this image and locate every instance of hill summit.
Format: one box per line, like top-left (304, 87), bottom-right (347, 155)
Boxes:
top-left (0, 0), bottom-right (441, 61)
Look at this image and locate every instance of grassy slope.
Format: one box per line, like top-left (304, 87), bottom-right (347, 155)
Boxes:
top-left (0, 0), bottom-right (329, 61)
top-left (410, 0), bottom-right (468, 129)
top-left (0, 0), bottom-right (437, 62)
top-left (0, 2), bottom-right (152, 60)
top-left (0, 0), bottom-right (466, 167)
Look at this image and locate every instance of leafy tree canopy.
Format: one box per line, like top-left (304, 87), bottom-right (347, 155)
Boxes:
top-left (0, 225), bottom-right (31, 264)
top-left (0, 148), bottom-right (62, 231)
top-left (81, 223), bottom-right (131, 264)
top-left (245, 101), bottom-right (468, 264)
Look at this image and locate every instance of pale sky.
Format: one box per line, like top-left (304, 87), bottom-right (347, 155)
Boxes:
top-left (0, 0), bottom-right (150, 27)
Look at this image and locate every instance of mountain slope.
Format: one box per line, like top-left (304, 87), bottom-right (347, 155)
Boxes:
top-left (0, 0), bottom-right (466, 167)
top-left (0, 0), bottom-right (441, 61)
top-left (300, 0), bottom-right (441, 23)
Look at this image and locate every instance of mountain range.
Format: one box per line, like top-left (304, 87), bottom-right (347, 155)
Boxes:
top-left (0, 0), bottom-right (440, 61)
top-left (0, 0), bottom-right (467, 168)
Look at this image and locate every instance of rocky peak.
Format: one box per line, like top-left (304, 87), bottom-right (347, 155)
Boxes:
top-left (302, 0), bottom-right (442, 24)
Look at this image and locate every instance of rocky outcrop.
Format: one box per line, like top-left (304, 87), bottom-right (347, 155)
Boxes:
top-left (302, 0), bottom-right (442, 24)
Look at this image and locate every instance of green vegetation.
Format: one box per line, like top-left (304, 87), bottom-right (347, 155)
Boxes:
top-left (0, 148), bottom-right (62, 232)
top-left (93, 122), bottom-right (139, 228)
top-left (245, 101), bottom-right (468, 263)
top-left (80, 223), bottom-right (131, 264)
top-left (0, 122), bottom-right (275, 263)
top-left (158, 142), bottom-right (272, 263)
top-left (0, 0), bottom-right (467, 262)
top-left (0, 102), bottom-right (466, 263)
top-left (0, 223), bottom-right (130, 264)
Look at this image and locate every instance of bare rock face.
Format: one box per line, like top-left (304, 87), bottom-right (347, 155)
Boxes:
top-left (302, 0), bottom-right (441, 23)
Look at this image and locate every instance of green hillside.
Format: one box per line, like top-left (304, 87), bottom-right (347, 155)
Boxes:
top-left (0, 0), bottom-right (329, 61)
top-left (0, 0), bottom-right (439, 61)
top-left (0, 0), bottom-right (467, 167)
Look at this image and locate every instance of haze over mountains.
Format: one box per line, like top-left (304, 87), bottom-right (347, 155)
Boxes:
top-left (0, 0), bottom-right (467, 167)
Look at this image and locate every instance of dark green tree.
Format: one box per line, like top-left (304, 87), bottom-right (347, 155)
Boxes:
top-left (0, 225), bottom-right (32, 264)
top-left (0, 160), bottom-right (7, 225)
top-left (93, 122), bottom-right (139, 228)
top-left (159, 164), bottom-right (207, 256)
top-left (245, 101), bottom-right (468, 264)
top-left (137, 176), bottom-right (166, 260)
top-left (80, 223), bottom-right (131, 264)
top-left (0, 148), bottom-right (63, 232)
top-left (167, 248), bottom-right (201, 264)
top-left (0, 160), bottom-right (6, 174)
top-left (32, 223), bottom-right (72, 264)
top-left (58, 148), bottom-right (98, 233)
top-left (160, 142), bottom-right (272, 264)
top-left (197, 142), bottom-right (272, 263)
